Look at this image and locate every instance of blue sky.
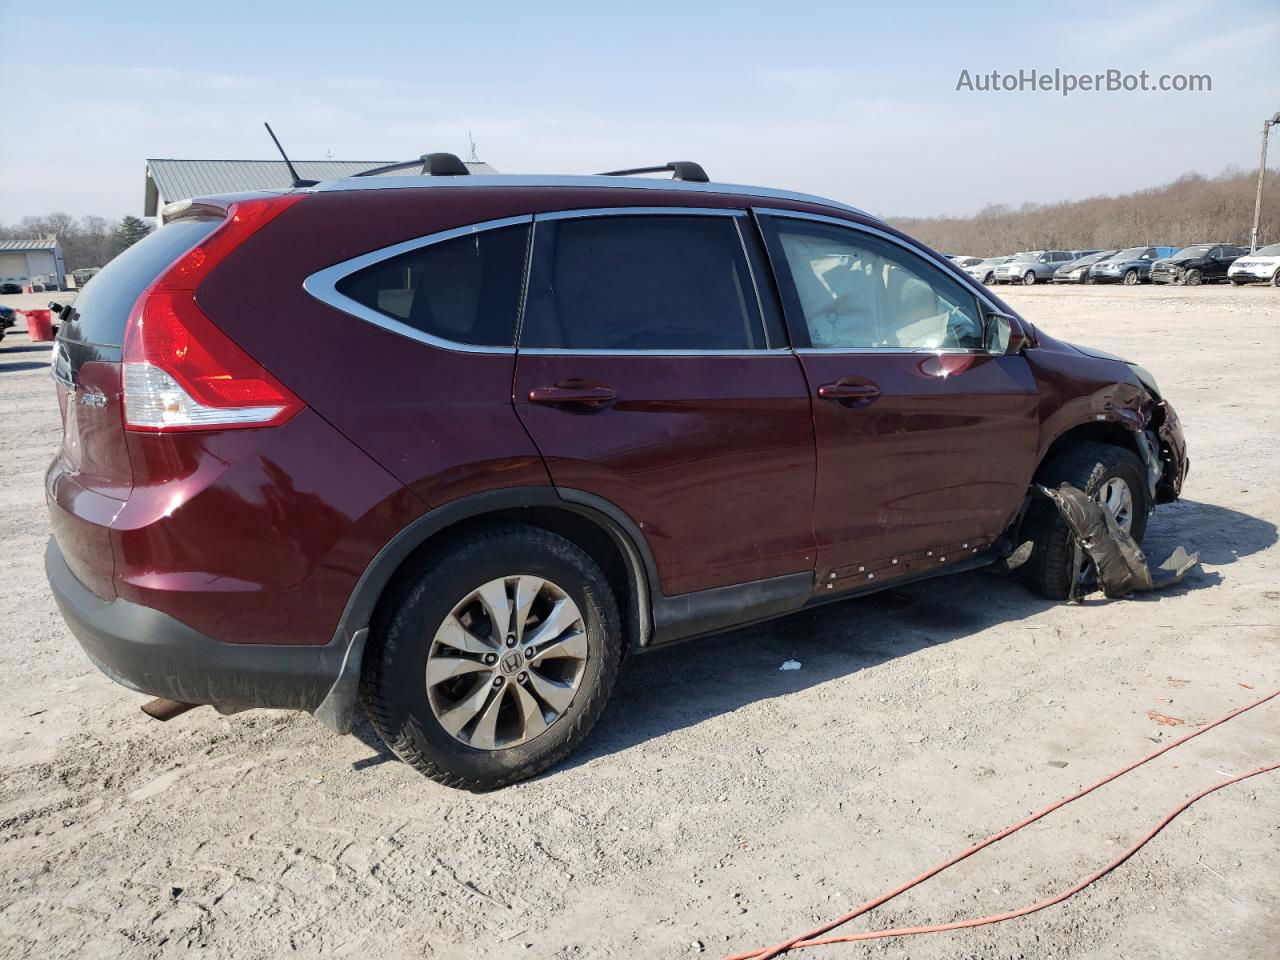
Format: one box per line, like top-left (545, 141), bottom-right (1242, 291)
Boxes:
top-left (2, 0), bottom-right (1277, 222)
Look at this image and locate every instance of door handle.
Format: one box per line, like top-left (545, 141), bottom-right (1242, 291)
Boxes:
top-left (817, 380), bottom-right (880, 405)
top-left (528, 381), bottom-right (617, 408)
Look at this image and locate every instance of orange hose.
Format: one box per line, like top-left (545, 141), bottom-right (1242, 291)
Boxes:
top-left (724, 689), bottom-right (1278, 960)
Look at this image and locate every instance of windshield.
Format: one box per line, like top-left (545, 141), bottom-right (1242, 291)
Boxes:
top-left (1253, 243), bottom-right (1280, 257)
top-left (1171, 245), bottom-right (1213, 260)
top-left (1011, 252), bottom-right (1039, 262)
top-left (979, 257), bottom-right (1006, 266)
top-left (1110, 247), bottom-right (1147, 261)
top-left (1075, 250), bottom-right (1115, 265)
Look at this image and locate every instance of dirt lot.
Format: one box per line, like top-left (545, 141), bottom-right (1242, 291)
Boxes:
top-left (1, 284), bottom-right (1277, 960)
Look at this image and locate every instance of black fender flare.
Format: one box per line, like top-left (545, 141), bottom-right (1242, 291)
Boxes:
top-left (312, 486), bottom-right (659, 732)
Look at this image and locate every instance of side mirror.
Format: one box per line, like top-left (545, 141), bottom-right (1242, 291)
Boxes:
top-left (985, 312), bottom-right (1026, 355)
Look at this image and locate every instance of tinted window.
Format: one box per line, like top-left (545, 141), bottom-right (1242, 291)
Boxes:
top-left (767, 219), bottom-right (984, 351)
top-left (520, 215), bottom-right (764, 351)
top-left (62, 218), bottom-right (220, 346)
top-left (336, 224), bottom-right (528, 347)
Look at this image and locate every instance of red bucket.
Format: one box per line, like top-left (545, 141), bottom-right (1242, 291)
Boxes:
top-left (25, 309), bottom-right (55, 342)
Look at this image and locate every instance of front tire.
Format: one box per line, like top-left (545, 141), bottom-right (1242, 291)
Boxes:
top-left (361, 525), bottom-right (622, 790)
top-left (1184, 268), bottom-right (1202, 286)
top-left (1020, 442), bottom-right (1150, 600)
top-left (1122, 269), bottom-right (1140, 286)
top-left (1022, 271), bottom-right (1037, 286)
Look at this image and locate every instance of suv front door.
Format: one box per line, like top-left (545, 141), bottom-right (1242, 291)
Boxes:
top-left (758, 211), bottom-right (1040, 594)
top-left (513, 208), bottom-right (816, 600)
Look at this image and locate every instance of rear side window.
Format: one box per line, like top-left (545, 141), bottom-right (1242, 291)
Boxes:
top-left (520, 215), bottom-right (766, 351)
top-left (336, 224), bottom-right (529, 348)
top-left (62, 218), bottom-right (220, 346)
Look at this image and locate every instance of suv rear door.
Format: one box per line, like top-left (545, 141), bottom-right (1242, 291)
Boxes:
top-left (512, 208), bottom-right (816, 598)
top-left (757, 211), bottom-right (1039, 592)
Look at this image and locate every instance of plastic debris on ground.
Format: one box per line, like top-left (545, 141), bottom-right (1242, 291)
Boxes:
top-left (1036, 482), bottom-right (1200, 599)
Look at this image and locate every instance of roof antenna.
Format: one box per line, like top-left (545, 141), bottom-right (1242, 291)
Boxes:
top-left (263, 122), bottom-right (318, 187)
top-left (467, 129), bottom-right (479, 163)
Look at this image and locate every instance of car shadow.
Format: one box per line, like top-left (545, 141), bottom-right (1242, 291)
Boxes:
top-left (0, 361), bottom-right (50, 374)
top-left (344, 499), bottom-right (1274, 777)
top-left (1, 344), bottom-right (51, 355)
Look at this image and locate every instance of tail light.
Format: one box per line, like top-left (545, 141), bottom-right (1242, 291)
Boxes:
top-left (122, 195), bottom-right (306, 431)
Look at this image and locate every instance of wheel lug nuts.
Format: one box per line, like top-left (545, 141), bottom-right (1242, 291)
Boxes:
top-left (492, 676), bottom-right (504, 688)
top-left (484, 653), bottom-right (497, 665)
top-left (518, 672), bottom-right (528, 684)
top-left (506, 634), bottom-right (516, 647)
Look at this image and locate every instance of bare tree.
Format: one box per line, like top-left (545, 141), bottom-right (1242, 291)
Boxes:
top-left (890, 168), bottom-right (1280, 256)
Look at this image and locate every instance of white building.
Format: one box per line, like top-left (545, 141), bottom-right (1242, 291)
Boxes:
top-left (144, 158), bottom-right (498, 217)
top-left (0, 238), bottom-right (66, 291)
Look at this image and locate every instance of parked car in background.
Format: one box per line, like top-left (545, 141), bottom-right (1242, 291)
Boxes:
top-left (964, 256), bottom-right (1010, 284)
top-left (0, 304), bottom-right (16, 342)
top-left (1227, 243), bottom-right (1280, 286)
top-left (1053, 250), bottom-right (1118, 284)
top-left (950, 256), bottom-right (984, 268)
top-left (44, 162), bottom-right (1189, 788)
top-left (71, 267), bottom-right (102, 288)
top-left (1150, 244), bottom-right (1248, 285)
top-left (993, 250), bottom-right (1076, 285)
top-left (1, 282), bottom-right (24, 294)
top-left (1089, 246), bottom-right (1180, 285)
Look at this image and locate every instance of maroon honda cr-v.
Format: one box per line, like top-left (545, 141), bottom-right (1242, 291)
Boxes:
top-left (46, 159), bottom-right (1188, 789)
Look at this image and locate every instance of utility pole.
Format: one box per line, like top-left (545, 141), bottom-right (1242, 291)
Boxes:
top-left (1250, 112), bottom-right (1280, 252)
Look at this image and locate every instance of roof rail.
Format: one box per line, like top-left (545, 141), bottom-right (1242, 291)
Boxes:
top-left (351, 152), bottom-right (471, 178)
top-left (598, 161), bottom-right (709, 184)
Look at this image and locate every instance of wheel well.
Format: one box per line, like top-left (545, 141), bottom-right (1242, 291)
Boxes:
top-left (370, 505), bottom-right (644, 655)
top-left (1036, 421), bottom-right (1142, 479)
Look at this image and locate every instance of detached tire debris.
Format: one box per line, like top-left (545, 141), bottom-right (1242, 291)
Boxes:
top-left (1036, 483), bottom-right (1200, 599)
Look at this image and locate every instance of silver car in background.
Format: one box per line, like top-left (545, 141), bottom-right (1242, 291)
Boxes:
top-left (992, 250), bottom-right (1076, 285)
top-left (963, 256), bottom-right (1010, 284)
top-left (1053, 250), bottom-right (1117, 284)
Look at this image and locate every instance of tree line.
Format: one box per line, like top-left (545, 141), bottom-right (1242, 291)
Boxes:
top-left (4, 167), bottom-right (1278, 271)
top-left (887, 167), bottom-right (1280, 256)
top-left (0, 214), bottom-right (152, 272)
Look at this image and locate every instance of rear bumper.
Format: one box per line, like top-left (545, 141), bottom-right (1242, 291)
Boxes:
top-left (46, 536), bottom-right (342, 712)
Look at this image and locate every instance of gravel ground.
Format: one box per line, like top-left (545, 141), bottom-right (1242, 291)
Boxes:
top-left (1, 284), bottom-right (1277, 960)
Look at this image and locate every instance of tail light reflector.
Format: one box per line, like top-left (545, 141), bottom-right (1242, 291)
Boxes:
top-left (123, 195), bottom-right (306, 431)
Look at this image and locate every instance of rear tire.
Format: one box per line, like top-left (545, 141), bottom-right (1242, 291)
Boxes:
top-left (1020, 442), bottom-right (1150, 600)
top-left (361, 524), bottom-right (622, 790)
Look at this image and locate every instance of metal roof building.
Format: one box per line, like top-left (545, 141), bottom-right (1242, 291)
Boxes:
top-left (144, 158), bottom-right (499, 216)
top-left (0, 238), bottom-right (66, 291)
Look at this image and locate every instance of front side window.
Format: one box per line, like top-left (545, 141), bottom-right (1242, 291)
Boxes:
top-left (335, 224), bottom-right (529, 347)
top-left (520, 214), bottom-right (765, 351)
top-left (766, 218), bottom-right (985, 351)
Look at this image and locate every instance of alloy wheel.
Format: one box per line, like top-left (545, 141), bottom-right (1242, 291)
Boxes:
top-left (425, 575), bottom-right (588, 750)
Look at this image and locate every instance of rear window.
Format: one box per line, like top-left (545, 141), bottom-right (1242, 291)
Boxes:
top-left (335, 225), bottom-right (529, 348)
top-left (61, 218), bottom-right (220, 346)
top-left (520, 215), bottom-right (764, 351)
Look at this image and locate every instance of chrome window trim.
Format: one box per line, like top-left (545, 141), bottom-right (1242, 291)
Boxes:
top-left (517, 206), bottom-right (786, 357)
top-left (301, 214), bottom-right (533, 354)
top-left (752, 206), bottom-right (1008, 356)
top-left (307, 174), bottom-right (870, 219)
top-left (534, 206), bottom-right (747, 221)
